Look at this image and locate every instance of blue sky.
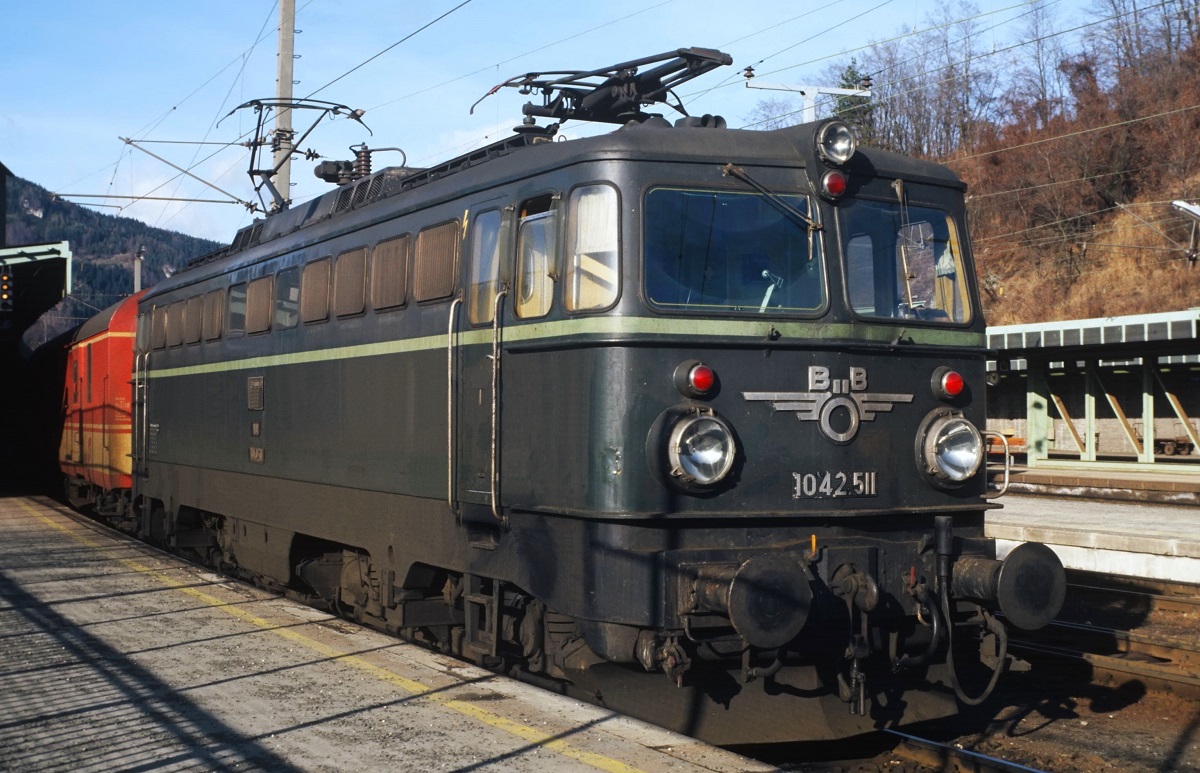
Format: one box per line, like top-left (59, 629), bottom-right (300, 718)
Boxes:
top-left (2, 0), bottom-right (1074, 244)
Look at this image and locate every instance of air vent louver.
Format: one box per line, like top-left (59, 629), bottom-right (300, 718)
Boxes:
top-left (334, 187), bottom-right (353, 213)
top-left (367, 174), bottom-right (384, 200)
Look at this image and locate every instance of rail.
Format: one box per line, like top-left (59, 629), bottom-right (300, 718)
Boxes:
top-left (883, 728), bottom-right (1047, 772)
top-left (1009, 572), bottom-right (1200, 699)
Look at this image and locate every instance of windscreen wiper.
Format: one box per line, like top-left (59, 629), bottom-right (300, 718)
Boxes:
top-left (721, 164), bottom-right (821, 232)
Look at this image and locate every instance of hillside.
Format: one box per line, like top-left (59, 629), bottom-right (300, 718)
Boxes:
top-left (4, 174), bottom-right (224, 342)
top-left (752, 2), bottom-right (1200, 324)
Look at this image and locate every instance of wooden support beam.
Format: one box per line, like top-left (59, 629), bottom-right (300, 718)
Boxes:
top-left (1152, 368), bottom-right (1200, 452)
top-left (1050, 393), bottom-right (1085, 455)
top-left (1092, 370), bottom-right (1142, 455)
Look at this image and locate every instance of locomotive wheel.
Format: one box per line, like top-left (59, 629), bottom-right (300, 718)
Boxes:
top-left (1164, 441), bottom-right (1178, 455)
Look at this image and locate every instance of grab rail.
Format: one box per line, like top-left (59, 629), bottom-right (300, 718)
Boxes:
top-left (446, 297), bottom-right (462, 510)
top-left (983, 431), bottom-right (1010, 499)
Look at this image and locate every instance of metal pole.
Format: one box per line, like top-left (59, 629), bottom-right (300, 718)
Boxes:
top-left (134, 245), bottom-right (144, 294)
top-left (273, 0), bottom-right (296, 207)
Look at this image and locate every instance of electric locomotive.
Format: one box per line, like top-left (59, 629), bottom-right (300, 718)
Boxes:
top-left (61, 49), bottom-right (1065, 744)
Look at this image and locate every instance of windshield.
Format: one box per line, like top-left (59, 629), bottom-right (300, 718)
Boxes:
top-left (644, 188), bottom-right (824, 314)
top-left (841, 199), bottom-right (972, 324)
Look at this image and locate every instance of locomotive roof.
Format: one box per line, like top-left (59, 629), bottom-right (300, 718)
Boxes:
top-left (156, 119), bottom-right (963, 298)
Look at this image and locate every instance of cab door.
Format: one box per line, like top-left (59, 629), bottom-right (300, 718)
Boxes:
top-left (454, 206), bottom-right (509, 524)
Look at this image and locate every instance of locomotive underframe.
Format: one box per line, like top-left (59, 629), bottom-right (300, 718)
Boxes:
top-left (132, 456), bottom-right (1006, 743)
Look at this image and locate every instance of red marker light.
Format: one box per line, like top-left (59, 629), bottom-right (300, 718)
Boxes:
top-left (689, 364), bottom-right (716, 393)
top-left (941, 370), bottom-right (964, 397)
top-left (822, 170), bottom-right (848, 197)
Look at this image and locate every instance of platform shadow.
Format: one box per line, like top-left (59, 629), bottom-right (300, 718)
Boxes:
top-left (0, 565), bottom-right (306, 772)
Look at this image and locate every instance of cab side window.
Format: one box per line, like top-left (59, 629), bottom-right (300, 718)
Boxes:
top-left (468, 210), bottom-right (503, 325)
top-left (565, 185), bottom-right (619, 311)
top-left (515, 195), bottom-right (556, 319)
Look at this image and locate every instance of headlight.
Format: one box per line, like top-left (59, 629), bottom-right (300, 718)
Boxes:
top-left (668, 410), bottom-right (736, 486)
top-left (919, 412), bottom-right (983, 484)
top-left (816, 121), bottom-right (857, 165)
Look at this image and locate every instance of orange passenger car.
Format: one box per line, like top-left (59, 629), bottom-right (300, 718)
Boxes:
top-left (60, 291), bottom-right (143, 517)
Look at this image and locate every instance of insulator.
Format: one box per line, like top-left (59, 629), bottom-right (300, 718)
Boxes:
top-left (352, 144), bottom-right (372, 179)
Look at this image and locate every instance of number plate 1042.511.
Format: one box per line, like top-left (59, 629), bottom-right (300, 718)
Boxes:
top-left (792, 470), bottom-right (878, 499)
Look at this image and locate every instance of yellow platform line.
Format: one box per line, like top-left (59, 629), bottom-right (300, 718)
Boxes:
top-left (17, 500), bottom-right (645, 773)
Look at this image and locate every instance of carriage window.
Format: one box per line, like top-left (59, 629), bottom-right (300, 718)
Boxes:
top-left (644, 187), bottom-right (824, 314)
top-left (302, 258), bottom-right (331, 323)
top-left (566, 185), bottom-right (619, 312)
top-left (372, 235), bottom-right (410, 310)
top-left (150, 307), bottom-right (167, 350)
top-left (136, 313), bottom-right (150, 353)
top-left (228, 283), bottom-right (247, 335)
top-left (167, 301), bottom-right (185, 347)
top-left (334, 247), bottom-right (367, 317)
top-left (203, 289), bottom-right (224, 341)
top-left (275, 268), bottom-right (300, 329)
top-left (841, 199), bottom-right (971, 324)
top-left (414, 220), bottom-right (459, 301)
top-left (515, 195), bottom-right (556, 319)
top-left (468, 210), bottom-right (503, 324)
top-left (184, 295), bottom-right (203, 344)
top-left (246, 276), bottom-right (273, 334)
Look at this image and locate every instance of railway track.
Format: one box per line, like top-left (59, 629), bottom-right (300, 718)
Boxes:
top-left (1009, 570), bottom-right (1200, 699)
top-left (885, 729), bottom-right (1051, 773)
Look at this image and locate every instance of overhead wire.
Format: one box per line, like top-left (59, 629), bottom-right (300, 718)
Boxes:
top-left (949, 102), bottom-right (1200, 163)
top-left (152, 2), bottom-right (282, 229)
top-left (366, 0), bottom-right (678, 114)
top-left (685, 0), bottom-right (856, 101)
top-left (695, 0), bottom-right (1053, 115)
top-left (752, 0), bottom-right (1053, 83)
top-left (738, 0), bottom-right (1135, 131)
top-left (94, 3), bottom-right (280, 223)
top-left (303, 0), bottom-right (475, 100)
top-left (101, 0), bottom-right (476, 224)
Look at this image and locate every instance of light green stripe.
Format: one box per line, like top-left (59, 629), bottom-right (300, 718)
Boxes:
top-left (146, 316), bottom-right (984, 379)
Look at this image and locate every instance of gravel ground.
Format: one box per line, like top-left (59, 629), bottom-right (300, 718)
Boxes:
top-left (764, 683), bottom-right (1199, 772)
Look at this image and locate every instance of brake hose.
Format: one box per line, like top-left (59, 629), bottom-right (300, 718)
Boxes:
top-left (940, 563), bottom-right (1008, 706)
top-left (933, 515), bottom-right (1007, 706)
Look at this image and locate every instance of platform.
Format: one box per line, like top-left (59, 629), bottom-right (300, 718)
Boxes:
top-left (998, 464), bottom-right (1200, 506)
top-left (0, 496), bottom-right (772, 773)
top-left (987, 493), bottom-right (1200, 584)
